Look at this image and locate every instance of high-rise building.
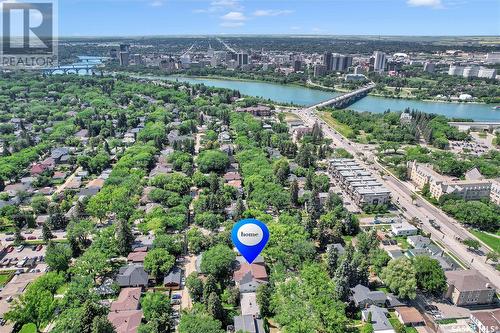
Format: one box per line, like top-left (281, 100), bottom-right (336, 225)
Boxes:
top-left (119, 44), bottom-right (130, 66)
top-left (119, 52), bottom-right (129, 66)
top-left (237, 52), bottom-right (249, 67)
top-left (323, 52), bottom-right (333, 71)
top-left (119, 44), bottom-right (130, 52)
top-left (293, 60), bottom-right (302, 72)
top-left (462, 66), bottom-right (479, 78)
top-left (373, 51), bottom-right (387, 72)
top-left (423, 62), bottom-right (435, 73)
top-left (314, 64), bottom-right (327, 77)
top-left (448, 65), bottom-right (464, 76)
top-left (109, 49), bottom-right (118, 59)
top-left (478, 67), bottom-right (497, 79)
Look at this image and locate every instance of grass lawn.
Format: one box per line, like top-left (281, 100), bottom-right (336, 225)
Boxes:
top-left (471, 230), bottom-right (500, 255)
top-left (0, 271), bottom-right (14, 287)
top-left (19, 323), bottom-right (37, 333)
top-left (318, 112), bottom-right (354, 138)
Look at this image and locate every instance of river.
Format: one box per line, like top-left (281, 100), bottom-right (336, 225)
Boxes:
top-left (162, 75), bottom-right (500, 122)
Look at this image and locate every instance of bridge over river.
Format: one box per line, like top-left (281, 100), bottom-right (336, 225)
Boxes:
top-left (306, 83), bottom-right (376, 110)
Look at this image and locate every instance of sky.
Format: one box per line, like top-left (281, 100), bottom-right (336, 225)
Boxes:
top-left (53, 0), bottom-right (500, 36)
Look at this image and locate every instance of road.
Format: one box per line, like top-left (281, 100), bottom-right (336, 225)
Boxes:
top-left (290, 108), bottom-right (500, 289)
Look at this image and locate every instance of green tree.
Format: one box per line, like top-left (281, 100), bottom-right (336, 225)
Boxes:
top-left (45, 241), bottom-right (72, 272)
top-left (116, 219), bottom-right (134, 256)
top-left (290, 179), bottom-right (299, 207)
top-left (326, 246), bottom-right (340, 278)
top-left (196, 150), bottom-right (230, 174)
top-left (256, 283), bottom-right (272, 317)
top-left (91, 316), bottom-right (116, 333)
top-left (463, 238), bottom-right (480, 251)
top-left (178, 312), bottom-right (224, 333)
top-left (381, 258), bottom-right (417, 299)
top-left (31, 195), bottom-right (49, 214)
top-left (413, 256), bottom-right (447, 295)
top-left (207, 292), bottom-right (224, 322)
top-left (144, 248), bottom-right (175, 281)
top-left (273, 158), bottom-right (290, 185)
top-left (186, 272), bottom-right (204, 302)
top-left (140, 291), bottom-right (173, 332)
top-left (42, 223), bottom-right (53, 243)
top-left (200, 244), bottom-right (236, 280)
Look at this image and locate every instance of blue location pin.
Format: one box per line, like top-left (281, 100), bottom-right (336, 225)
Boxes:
top-left (231, 218), bottom-right (269, 264)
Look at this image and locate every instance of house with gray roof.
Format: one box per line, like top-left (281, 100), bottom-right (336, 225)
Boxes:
top-left (233, 315), bottom-right (265, 333)
top-left (351, 284), bottom-right (387, 308)
top-left (163, 266), bottom-right (182, 290)
top-left (116, 264), bottom-right (149, 288)
top-left (361, 305), bottom-right (396, 333)
top-left (326, 243), bottom-right (346, 255)
top-left (407, 235), bottom-right (431, 249)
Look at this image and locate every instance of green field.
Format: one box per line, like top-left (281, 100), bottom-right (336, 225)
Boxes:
top-left (0, 271), bottom-right (14, 287)
top-left (318, 112), bottom-right (354, 138)
top-left (471, 230), bottom-right (500, 255)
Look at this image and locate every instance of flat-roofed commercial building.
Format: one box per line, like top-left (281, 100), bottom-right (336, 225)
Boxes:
top-left (330, 159), bottom-right (391, 206)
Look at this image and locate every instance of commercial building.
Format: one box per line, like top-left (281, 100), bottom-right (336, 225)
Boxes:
top-left (314, 64), bottom-right (327, 77)
top-left (119, 44), bottom-right (130, 66)
top-left (463, 66), bottom-right (480, 78)
top-left (408, 161), bottom-right (493, 201)
top-left (448, 65), bottom-right (464, 76)
top-left (237, 52), bottom-right (249, 67)
top-left (323, 52), bottom-right (352, 72)
top-left (444, 270), bottom-right (496, 306)
top-left (485, 52), bottom-right (500, 64)
top-left (423, 62), bottom-right (435, 73)
top-left (490, 180), bottom-right (500, 205)
top-left (329, 159), bottom-right (391, 206)
top-left (373, 51), bottom-right (387, 73)
top-left (478, 68), bottom-right (497, 79)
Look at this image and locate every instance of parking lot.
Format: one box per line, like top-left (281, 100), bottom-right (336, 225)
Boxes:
top-left (0, 244), bottom-right (46, 273)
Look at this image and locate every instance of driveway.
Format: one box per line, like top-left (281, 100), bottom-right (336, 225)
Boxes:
top-left (180, 255), bottom-right (196, 310)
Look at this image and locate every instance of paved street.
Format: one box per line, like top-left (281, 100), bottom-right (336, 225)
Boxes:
top-left (291, 108), bottom-right (500, 289)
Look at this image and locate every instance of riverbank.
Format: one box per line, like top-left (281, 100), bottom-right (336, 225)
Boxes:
top-left (126, 73), bottom-right (500, 121)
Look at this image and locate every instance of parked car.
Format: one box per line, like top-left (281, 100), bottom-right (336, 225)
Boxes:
top-left (24, 230), bottom-right (33, 234)
top-left (36, 245), bottom-right (43, 251)
top-left (172, 294), bottom-right (182, 300)
top-left (6, 246), bottom-right (14, 253)
top-left (16, 245), bottom-right (24, 252)
top-left (5, 237), bottom-right (14, 242)
top-left (171, 299), bottom-right (181, 305)
top-left (27, 236), bottom-right (36, 240)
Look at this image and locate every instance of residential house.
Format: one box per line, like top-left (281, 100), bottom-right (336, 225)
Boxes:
top-left (391, 222), bottom-right (418, 237)
top-left (127, 251), bottom-right (147, 264)
top-left (326, 243), bottom-right (345, 256)
top-left (445, 270), bottom-right (496, 306)
top-left (395, 306), bottom-right (426, 327)
top-left (108, 310), bottom-right (142, 333)
top-left (51, 147), bottom-right (70, 164)
top-left (233, 256), bottom-right (268, 293)
top-left (407, 235), bottom-right (431, 249)
top-left (163, 266), bottom-right (182, 290)
top-left (110, 287), bottom-right (141, 312)
top-left (351, 284), bottom-right (387, 308)
top-left (116, 264), bottom-right (149, 288)
top-left (470, 309), bottom-right (500, 333)
top-left (361, 305), bottom-right (396, 333)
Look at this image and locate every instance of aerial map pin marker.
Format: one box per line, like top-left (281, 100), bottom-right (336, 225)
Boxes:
top-left (231, 218), bottom-right (269, 264)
